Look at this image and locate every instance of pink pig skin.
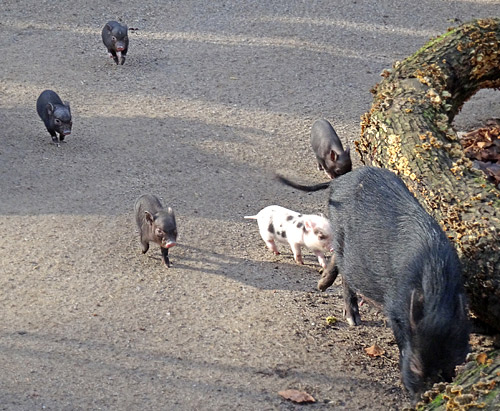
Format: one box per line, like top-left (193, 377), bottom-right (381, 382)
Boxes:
top-left (245, 205), bottom-right (333, 268)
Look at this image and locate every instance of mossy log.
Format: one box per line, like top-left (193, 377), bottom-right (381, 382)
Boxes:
top-left (415, 350), bottom-right (500, 410)
top-left (356, 18), bottom-right (500, 332)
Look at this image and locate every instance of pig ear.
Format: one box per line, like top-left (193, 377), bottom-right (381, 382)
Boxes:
top-left (47, 103), bottom-right (55, 115)
top-left (105, 23), bottom-right (113, 31)
top-left (168, 207), bottom-right (176, 224)
top-left (345, 146), bottom-right (350, 155)
top-left (409, 289), bottom-right (425, 333)
top-left (303, 219), bottom-right (311, 232)
top-left (409, 351), bottom-right (424, 378)
top-left (64, 101), bottom-right (71, 112)
top-left (145, 211), bottom-right (154, 225)
top-left (303, 218), bottom-right (316, 232)
top-left (330, 150), bottom-right (338, 162)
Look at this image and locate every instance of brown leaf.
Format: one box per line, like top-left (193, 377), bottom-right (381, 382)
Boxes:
top-left (365, 344), bottom-right (385, 357)
top-left (278, 389), bottom-right (316, 403)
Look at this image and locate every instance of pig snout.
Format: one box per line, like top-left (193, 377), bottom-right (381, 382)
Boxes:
top-left (161, 240), bottom-right (176, 249)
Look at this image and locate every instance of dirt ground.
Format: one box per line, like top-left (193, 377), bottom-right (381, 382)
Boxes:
top-left (1, 1), bottom-right (499, 410)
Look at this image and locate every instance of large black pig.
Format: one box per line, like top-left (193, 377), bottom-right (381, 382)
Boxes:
top-left (278, 167), bottom-right (470, 403)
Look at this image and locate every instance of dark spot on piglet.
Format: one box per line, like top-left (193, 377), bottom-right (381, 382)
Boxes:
top-left (286, 215), bottom-right (293, 221)
top-left (281, 231), bottom-right (287, 238)
top-left (296, 222), bottom-right (303, 228)
top-left (268, 223), bottom-right (275, 234)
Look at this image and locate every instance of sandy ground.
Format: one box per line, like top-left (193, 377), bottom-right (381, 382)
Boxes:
top-left (1, 1), bottom-right (499, 410)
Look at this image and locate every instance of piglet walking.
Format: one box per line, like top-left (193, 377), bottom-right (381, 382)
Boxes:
top-left (102, 21), bottom-right (129, 65)
top-left (245, 205), bottom-right (333, 268)
top-left (36, 90), bottom-right (72, 146)
top-left (135, 194), bottom-right (177, 268)
top-left (310, 119), bottom-right (351, 179)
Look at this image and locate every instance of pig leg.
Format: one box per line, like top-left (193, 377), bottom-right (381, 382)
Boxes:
top-left (109, 51), bottom-right (119, 64)
top-left (264, 239), bottom-right (280, 255)
top-left (317, 256), bottom-right (338, 291)
top-left (48, 130), bottom-right (60, 145)
top-left (116, 51), bottom-right (126, 65)
top-left (120, 48), bottom-right (128, 65)
top-left (161, 247), bottom-right (171, 268)
top-left (342, 277), bottom-right (361, 326)
top-left (313, 250), bottom-right (327, 268)
top-left (116, 51), bottom-right (124, 65)
top-left (291, 243), bottom-right (304, 265)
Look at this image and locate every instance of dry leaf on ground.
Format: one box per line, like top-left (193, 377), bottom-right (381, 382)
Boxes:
top-left (460, 121), bottom-right (500, 187)
top-left (365, 344), bottom-right (385, 357)
top-left (278, 389), bottom-right (316, 403)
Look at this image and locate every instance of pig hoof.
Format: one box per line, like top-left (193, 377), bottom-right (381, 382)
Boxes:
top-left (343, 309), bottom-right (361, 326)
top-left (294, 256), bottom-right (304, 265)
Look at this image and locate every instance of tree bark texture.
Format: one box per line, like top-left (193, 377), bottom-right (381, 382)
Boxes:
top-left (356, 19), bottom-right (500, 331)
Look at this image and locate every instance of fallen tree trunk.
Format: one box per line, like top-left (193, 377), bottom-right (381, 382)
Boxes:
top-left (416, 350), bottom-right (500, 410)
top-left (356, 18), bottom-right (500, 332)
